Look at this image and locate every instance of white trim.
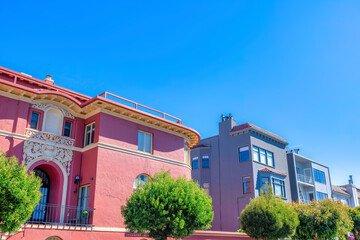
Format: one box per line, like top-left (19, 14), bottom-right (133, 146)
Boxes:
top-left (26, 159), bottom-right (68, 223)
top-left (42, 107), bottom-right (64, 136)
top-left (92, 227), bottom-right (127, 232)
top-left (0, 129), bottom-right (191, 168)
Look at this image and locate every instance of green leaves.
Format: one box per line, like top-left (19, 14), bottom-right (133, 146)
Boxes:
top-left (121, 170), bottom-right (214, 240)
top-left (0, 154), bottom-right (42, 233)
top-left (293, 199), bottom-right (353, 240)
top-left (240, 186), bottom-right (299, 240)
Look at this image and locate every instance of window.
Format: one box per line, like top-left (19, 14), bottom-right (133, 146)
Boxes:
top-left (84, 122), bottom-right (95, 146)
top-left (252, 145), bottom-right (274, 167)
top-left (239, 146), bottom-right (250, 162)
top-left (267, 152), bottom-right (274, 167)
top-left (184, 145), bottom-right (190, 164)
top-left (133, 174), bottom-right (149, 189)
top-left (192, 157), bottom-right (199, 169)
top-left (272, 178), bottom-right (286, 198)
top-left (261, 177), bottom-right (270, 193)
top-left (203, 182), bottom-right (210, 196)
top-left (30, 112), bottom-right (40, 129)
top-left (77, 185), bottom-right (90, 219)
top-left (252, 146), bottom-right (260, 162)
top-left (316, 191), bottom-right (328, 200)
top-left (242, 176), bottom-right (251, 194)
top-left (260, 149), bottom-right (266, 164)
top-left (202, 156), bottom-right (210, 168)
top-left (314, 169), bottom-right (326, 184)
top-left (138, 131), bottom-right (152, 153)
top-left (63, 121), bottom-right (72, 137)
top-left (46, 237), bottom-right (62, 240)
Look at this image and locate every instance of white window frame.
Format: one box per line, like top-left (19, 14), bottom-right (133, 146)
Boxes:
top-left (77, 185), bottom-right (90, 218)
top-left (138, 130), bottom-right (153, 154)
top-left (84, 122), bottom-right (95, 147)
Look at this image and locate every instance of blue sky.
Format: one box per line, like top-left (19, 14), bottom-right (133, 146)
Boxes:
top-left (1, 1), bottom-right (360, 186)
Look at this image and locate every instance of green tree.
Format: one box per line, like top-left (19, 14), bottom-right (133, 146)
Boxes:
top-left (349, 207), bottom-right (360, 240)
top-left (293, 199), bottom-right (353, 240)
top-left (0, 154), bottom-right (42, 233)
top-left (239, 187), bottom-right (299, 240)
top-left (121, 170), bottom-right (213, 240)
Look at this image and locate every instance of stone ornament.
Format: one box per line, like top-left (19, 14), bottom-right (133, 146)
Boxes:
top-left (25, 129), bottom-right (75, 146)
top-left (23, 141), bottom-right (73, 175)
top-left (32, 102), bottom-right (75, 119)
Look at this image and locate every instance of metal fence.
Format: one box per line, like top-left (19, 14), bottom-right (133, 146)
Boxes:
top-left (27, 204), bottom-right (95, 227)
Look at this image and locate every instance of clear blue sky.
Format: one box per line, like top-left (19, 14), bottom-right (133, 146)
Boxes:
top-left (1, 1), bottom-right (360, 186)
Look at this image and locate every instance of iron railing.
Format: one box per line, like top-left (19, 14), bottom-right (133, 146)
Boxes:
top-left (98, 92), bottom-right (182, 124)
top-left (297, 173), bottom-right (314, 184)
top-left (27, 204), bottom-right (95, 227)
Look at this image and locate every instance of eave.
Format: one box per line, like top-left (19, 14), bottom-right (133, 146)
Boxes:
top-left (0, 67), bottom-right (200, 147)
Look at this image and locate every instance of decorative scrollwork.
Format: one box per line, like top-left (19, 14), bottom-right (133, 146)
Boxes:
top-left (23, 141), bottom-right (73, 175)
top-left (32, 102), bottom-right (75, 119)
top-left (25, 129), bottom-right (75, 146)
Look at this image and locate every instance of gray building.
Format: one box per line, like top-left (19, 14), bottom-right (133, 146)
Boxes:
top-left (191, 114), bottom-right (291, 232)
top-left (287, 152), bottom-right (333, 203)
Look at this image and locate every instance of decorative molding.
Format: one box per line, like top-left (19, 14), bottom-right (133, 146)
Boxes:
top-left (23, 140), bottom-right (73, 175)
top-left (32, 102), bottom-right (75, 119)
top-left (25, 128), bottom-right (75, 146)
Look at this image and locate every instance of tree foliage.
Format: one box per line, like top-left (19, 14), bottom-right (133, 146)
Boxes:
top-left (0, 154), bottom-right (42, 233)
top-left (240, 188), bottom-right (299, 240)
top-left (121, 170), bottom-right (213, 240)
top-left (349, 207), bottom-right (360, 240)
top-left (293, 199), bottom-right (353, 240)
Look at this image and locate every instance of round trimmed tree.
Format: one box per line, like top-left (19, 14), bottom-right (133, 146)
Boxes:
top-left (240, 188), bottom-right (299, 240)
top-left (121, 170), bottom-right (213, 240)
top-left (293, 198), bottom-right (353, 240)
top-left (0, 154), bottom-right (42, 233)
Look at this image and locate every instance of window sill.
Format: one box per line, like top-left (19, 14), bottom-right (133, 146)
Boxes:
top-left (253, 160), bottom-right (275, 168)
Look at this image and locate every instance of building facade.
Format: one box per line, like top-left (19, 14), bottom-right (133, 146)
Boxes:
top-left (287, 152), bottom-right (333, 203)
top-left (0, 66), bottom-right (205, 240)
top-left (333, 176), bottom-right (360, 208)
top-left (191, 114), bottom-right (292, 232)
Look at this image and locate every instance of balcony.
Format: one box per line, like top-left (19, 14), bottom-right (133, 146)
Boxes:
top-left (26, 204), bottom-right (95, 229)
top-left (297, 173), bottom-right (314, 185)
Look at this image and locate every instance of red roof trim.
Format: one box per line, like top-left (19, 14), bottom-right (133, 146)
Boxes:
top-left (231, 122), bottom-right (287, 144)
top-left (259, 168), bottom-right (287, 177)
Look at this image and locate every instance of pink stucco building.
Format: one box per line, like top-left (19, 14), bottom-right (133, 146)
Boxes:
top-left (0, 66), bottom-right (251, 240)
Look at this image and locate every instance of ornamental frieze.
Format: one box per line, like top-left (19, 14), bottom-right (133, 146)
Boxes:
top-left (25, 129), bottom-right (75, 146)
top-left (23, 141), bottom-right (73, 175)
top-left (32, 102), bottom-right (75, 119)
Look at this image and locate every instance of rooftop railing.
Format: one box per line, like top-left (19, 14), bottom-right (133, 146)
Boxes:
top-left (98, 92), bottom-right (182, 124)
top-left (26, 204), bottom-right (95, 228)
top-left (297, 173), bottom-right (314, 185)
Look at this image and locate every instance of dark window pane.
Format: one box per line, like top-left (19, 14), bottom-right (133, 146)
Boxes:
top-left (239, 146), bottom-right (250, 162)
top-left (202, 156), bottom-right (210, 168)
top-left (30, 112), bottom-right (40, 129)
top-left (64, 121), bottom-right (72, 137)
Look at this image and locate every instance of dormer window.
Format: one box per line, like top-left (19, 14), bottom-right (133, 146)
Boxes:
top-left (30, 112), bottom-right (40, 130)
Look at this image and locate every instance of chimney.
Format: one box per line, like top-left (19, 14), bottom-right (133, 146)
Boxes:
top-left (44, 75), bottom-right (54, 85)
top-left (349, 175), bottom-right (354, 185)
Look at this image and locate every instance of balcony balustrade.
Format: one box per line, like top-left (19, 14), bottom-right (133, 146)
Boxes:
top-left (26, 204), bottom-right (95, 228)
top-left (297, 173), bottom-right (314, 185)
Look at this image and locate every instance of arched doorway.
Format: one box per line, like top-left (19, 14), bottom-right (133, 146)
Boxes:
top-left (31, 168), bottom-right (50, 221)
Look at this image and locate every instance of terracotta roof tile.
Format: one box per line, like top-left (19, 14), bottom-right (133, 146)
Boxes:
top-left (231, 122), bottom-right (287, 144)
top-left (332, 185), bottom-right (351, 197)
top-left (259, 168), bottom-right (287, 177)
top-left (191, 144), bottom-right (210, 150)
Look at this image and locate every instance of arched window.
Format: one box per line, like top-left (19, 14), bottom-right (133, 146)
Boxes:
top-left (133, 174), bottom-right (150, 189)
top-left (43, 108), bottom-right (62, 135)
top-left (30, 168), bottom-right (50, 222)
top-left (46, 237), bottom-right (62, 240)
